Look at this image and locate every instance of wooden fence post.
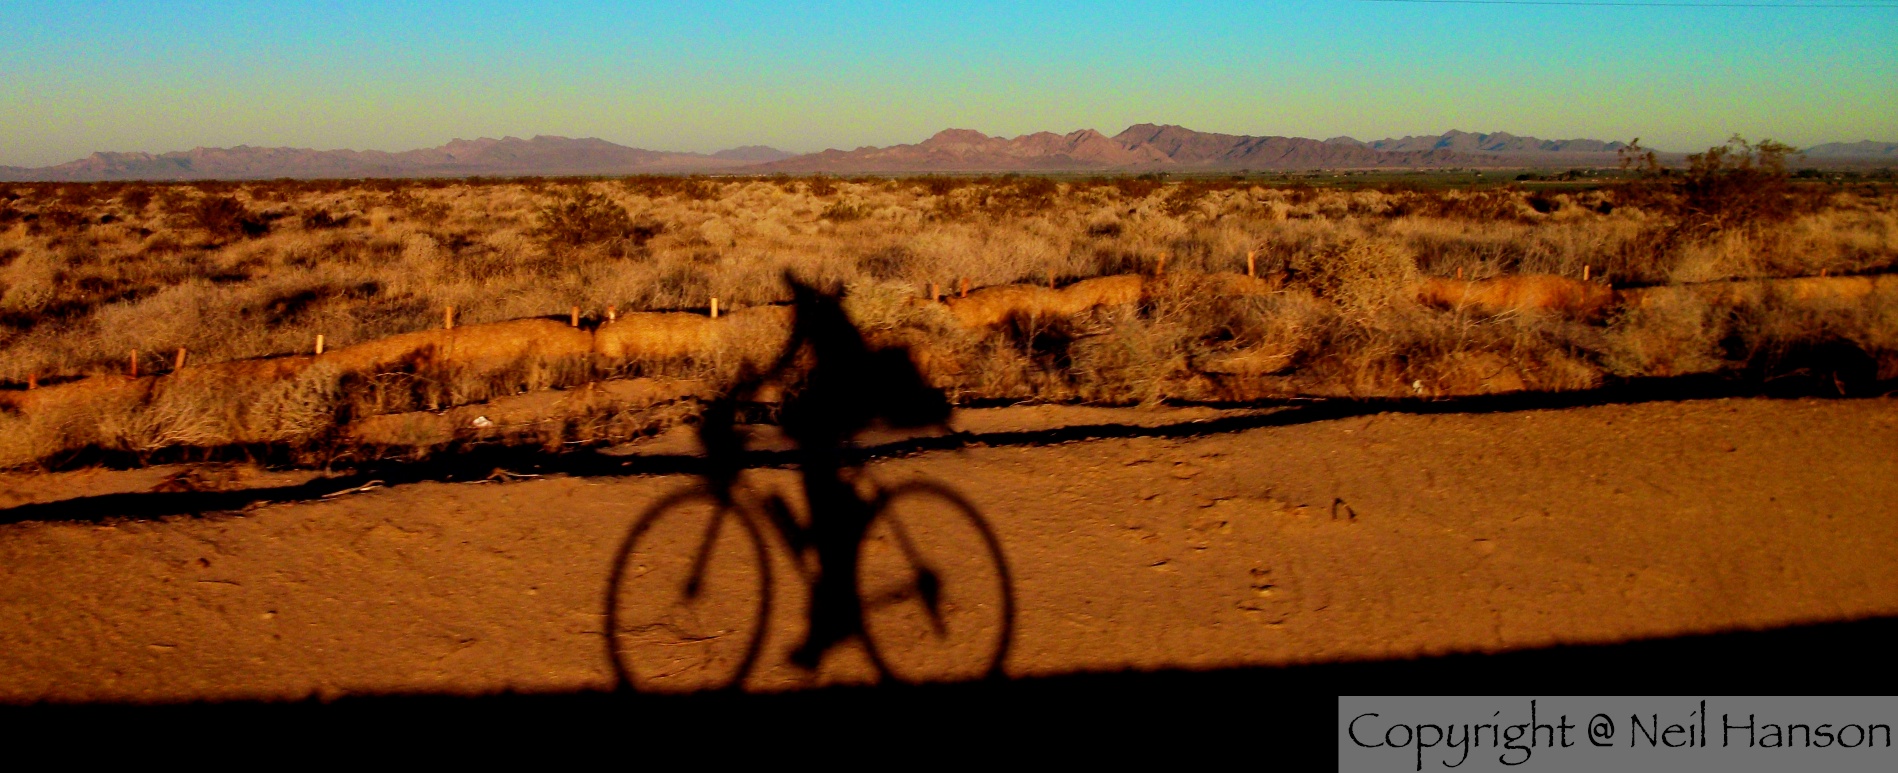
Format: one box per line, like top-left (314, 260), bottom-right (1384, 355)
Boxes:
top-left (571, 306), bottom-right (581, 327)
top-left (26, 373), bottom-right (36, 390)
top-left (710, 297), bottom-right (719, 319)
top-left (315, 335), bottom-right (325, 355)
top-left (1582, 264), bottom-right (1591, 282)
top-left (930, 282), bottom-right (940, 302)
top-left (1247, 249), bottom-right (1257, 278)
top-left (606, 305), bottom-right (617, 322)
top-left (174, 347), bottom-right (187, 370)
top-left (959, 277), bottom-right (969, 298)
top-left (445, 305), bottom-right (455, 330)
top-left (129, 350), bottom-right (138, 378)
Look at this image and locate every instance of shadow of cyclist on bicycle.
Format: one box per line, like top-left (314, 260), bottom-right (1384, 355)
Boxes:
top-left (698, 272), bottom-right (951, 670)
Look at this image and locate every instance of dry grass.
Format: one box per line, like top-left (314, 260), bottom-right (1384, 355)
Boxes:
top-left (0, 173), bottom-right (1893, 469)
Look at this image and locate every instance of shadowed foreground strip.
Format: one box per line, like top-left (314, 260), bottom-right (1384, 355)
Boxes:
top-left (12, 615), bottom-right (1895, 727)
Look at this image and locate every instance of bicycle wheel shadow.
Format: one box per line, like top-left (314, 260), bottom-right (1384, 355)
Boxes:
top-left (604, 274), bottom-right (1017, 691)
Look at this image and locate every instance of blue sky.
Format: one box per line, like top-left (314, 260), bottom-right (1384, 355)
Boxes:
top-left (2, 0), bottom-right (1893, 166)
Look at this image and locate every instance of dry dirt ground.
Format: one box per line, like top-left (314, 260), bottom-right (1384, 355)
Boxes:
top-left (2, 397), bottom-right (1895, 704)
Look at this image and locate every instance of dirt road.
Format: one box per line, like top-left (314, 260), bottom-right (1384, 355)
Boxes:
top-left (3, 397), bottom-right (1895, 703)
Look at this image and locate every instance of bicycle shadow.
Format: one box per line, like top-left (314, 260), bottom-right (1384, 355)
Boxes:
top-left (604, 274), bottom-right (1017, 691)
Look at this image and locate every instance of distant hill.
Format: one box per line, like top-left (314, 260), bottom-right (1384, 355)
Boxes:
top-left (757, 128), bottom-right (1163, 172)
top-left (710, 145), bottom-right (796, 162)
top-left (1324, 130), bottom-right (1632, 166)
top-left (0, 135), bottom-right (753, 181)
top-left (755, 125), bottom-right (1462, 173)
top-left (6, 127), bottom-right (1892, 181)
top-left (1345, 130), bottom-right (1628, 155)
top-left (1804, 141), bottom-right (1898, 159)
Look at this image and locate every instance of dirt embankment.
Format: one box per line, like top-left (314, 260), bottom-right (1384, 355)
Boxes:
top-left (1, 397), bottom-right (1893, 703)
top-left (5, 271), bottom-right (1892, 470)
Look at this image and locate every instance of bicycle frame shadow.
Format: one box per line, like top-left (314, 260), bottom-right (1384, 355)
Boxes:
top-left (603, 274), bottom-right (1017, 691)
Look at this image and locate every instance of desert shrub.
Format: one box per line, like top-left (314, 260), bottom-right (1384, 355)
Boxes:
top-left (1600, 293), bottom-right (1728, 377)
top-left (843, 279), bottom-right (955, 332)
top-left (1277, 182), bottom-right (1320, 206)
top-left (194, 195), bottom-right (269, 239)
top-left (678, 179), bottom-right (722, 201)
top-left (1618, 136), bottom-right (1804, 237)
top-left (995, 176), bottom-right (1059, 214)
top-left (620, 175), bottom-right (719, 201)
top-left (54, 185), bottom-right (101, 208)
top-left (1407, 188), bottom-right (1528, 222)
top-left (1071, 309), bottom-right (1188, 404)
top-left (861, 245), bottom-right (917, 280)
top-left (934, 176), bottom-right (1062, 219)
top-left (1082, 247), bottom-right (1150, 277)
top-left (249, 281), bottom-right (383, 325)
top-left (1162, 181), bottom-right (1231, 218)
top-left (0, 251), bottom-right (60, 319)
top-left (1283, 235), bottom-right (1419, 312)
top-left (821, 202), bottom-right (867, 222)
top-left (390, 190), bottom-right (451, 225)
top-left (137, 363), bottom-right (345, 450)
top-left (533, 189), bottom-right (658, 250)
top-left (1318, 303), bottom-right (1601, 396)
top-left (1599, 137), bottom-right (1814, 282)
top-left (652, 261), bottom-right (714, 307)
top-left (807, 176), bottom-right (837, 197)
top-left (1593, 224), bottom-right (1682, 285)
top-left (155, 188), bottom-right (193, 217)
top-left (1112, 174), bottom-right (1166, 200)
top-left (301, 209), bottom-right (355, 229)
top-left (119, 187), bottom-right (153, 212)
top-left (245, 182), bottom-right (292, 204)
top-left (999, 309), bottom-right (1083, 376)
top-left (1677, 136), bottom-right (1802, 234)
top-left (36, 206), bottom-right (87, 232)
top-left (1719, 293), bottom-right (1897, 395)
top-left (1089, 278), bottom-right (1340, 399)
top-left (921, 176), bottom-right (970, 197)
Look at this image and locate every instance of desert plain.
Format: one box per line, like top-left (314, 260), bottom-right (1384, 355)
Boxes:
top-left (1, 161), bottom-right (1895, 703)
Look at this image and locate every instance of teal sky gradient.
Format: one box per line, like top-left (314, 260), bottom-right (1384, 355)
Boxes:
top-left (2, 0), bottom-right (1894, 166)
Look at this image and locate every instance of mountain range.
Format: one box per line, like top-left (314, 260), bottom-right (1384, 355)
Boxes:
top-left (754, 125), bottom-right (1467, 173)
top-left (1804, 141), bottom-right (1898, 159)
top-left (2, 126), bottom-right (1890, 181)
top-left (0, 135), bottom-right (762, 182)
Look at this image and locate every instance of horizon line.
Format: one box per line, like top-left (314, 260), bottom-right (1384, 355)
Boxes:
top-left (11, 125), bottom-right (1887, 171)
